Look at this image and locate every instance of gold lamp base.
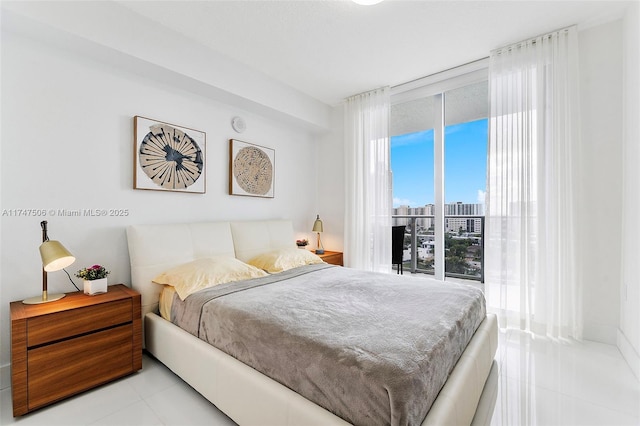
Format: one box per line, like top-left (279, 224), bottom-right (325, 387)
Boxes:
top-left (23, 292), bottom-right (66, 305)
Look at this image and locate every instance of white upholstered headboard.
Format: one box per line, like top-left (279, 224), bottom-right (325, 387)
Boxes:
top-left (126, 219), bottom-right (295, 317)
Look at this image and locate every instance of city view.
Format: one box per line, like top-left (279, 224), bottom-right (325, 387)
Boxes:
top-left (391, 118), bottom-right (488, 281)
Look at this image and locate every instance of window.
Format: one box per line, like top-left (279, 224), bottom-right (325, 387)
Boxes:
top-left (390, 64), bottom-right (488, 281)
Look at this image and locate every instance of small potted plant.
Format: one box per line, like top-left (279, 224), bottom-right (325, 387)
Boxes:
top-left (296, 239), bottom-right (309, 249)
top-left (75, 264), bottom-right (110, 295)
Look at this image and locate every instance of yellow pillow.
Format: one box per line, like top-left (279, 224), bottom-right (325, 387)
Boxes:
top-left (153, 257), bottom-right (268, 300)
top-left (247, 248), bottom-right (324, 273)
top-left (158, 285), bottom-right (175, 320)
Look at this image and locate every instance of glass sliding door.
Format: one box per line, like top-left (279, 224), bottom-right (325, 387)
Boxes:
top-left (444, 81), bottom-right (488, 280)
top-left (391, 78), bottom-right (488, 282)
top-left (390, 94), bottom-right (440, 275)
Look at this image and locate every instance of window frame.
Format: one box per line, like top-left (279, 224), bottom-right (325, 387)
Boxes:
top-left (390, 59), bottom-right (488, 280)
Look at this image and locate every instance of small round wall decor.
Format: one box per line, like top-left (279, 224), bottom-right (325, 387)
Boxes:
top-left (231, 116), bottom-right (246, 133)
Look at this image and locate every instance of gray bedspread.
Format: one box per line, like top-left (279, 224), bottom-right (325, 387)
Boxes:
top-left (170, 264), bottom-right (486, 426)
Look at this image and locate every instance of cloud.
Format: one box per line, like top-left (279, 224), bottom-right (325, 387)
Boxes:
top-left (477, 190), bottom-right (486, 204)
top-left (393, 197), bottom-right (415, 208)
top-left (444, 122), bottom-right (466, 136)
top-left (391, 129), bottom-right (434, 148)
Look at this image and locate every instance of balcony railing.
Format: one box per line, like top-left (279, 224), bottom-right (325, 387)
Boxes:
top-left (392, 215), bottom-right (485, 282)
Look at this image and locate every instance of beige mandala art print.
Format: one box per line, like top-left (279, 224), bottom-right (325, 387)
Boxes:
top-left (233, 146), bottom-right (273, 196)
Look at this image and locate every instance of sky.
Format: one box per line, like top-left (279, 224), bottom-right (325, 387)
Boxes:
top-left (391, 118), bottom-right (488, 208)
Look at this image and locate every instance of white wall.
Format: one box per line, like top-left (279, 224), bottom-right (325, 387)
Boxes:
top-left (316, 106), bottom-right (346, 253)
top-left (577, 20), bottom-right (624, 344)
top-left (619, 1), bottom-right (640, 378)
top-left (0, 20), bottom-right (326, 388)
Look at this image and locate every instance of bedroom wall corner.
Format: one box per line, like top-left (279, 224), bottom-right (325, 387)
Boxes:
top-left (577, 19), bottom-right (624, 345)
top-left (619, 0), bottom-right (640, 380)
top-left (0, 366), bottom-right (9, 393)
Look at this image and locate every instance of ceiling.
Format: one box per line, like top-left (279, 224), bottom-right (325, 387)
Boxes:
top-left (118, 0), bottom-right (632, 106)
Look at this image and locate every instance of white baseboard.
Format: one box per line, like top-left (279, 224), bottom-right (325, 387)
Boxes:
top-left (0, 363), bottom-right (10, 390)
top-left (583, 322), bottom-right (617, 345)
top-left (617, 329), bottom-right (640, 381)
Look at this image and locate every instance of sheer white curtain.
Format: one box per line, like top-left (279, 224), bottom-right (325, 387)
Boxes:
top-left (485, 26), bottom-right (582, 339)
top-left (344, 87), bottom-right (392, 273)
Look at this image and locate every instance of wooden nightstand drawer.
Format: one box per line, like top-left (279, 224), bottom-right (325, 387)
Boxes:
top-left (10, 284), bottom-right (142, 416)
top-left (27, 324), bottom-right (133, 410)
top-left (317, 251), bottom-right (343, 266)
top-left (27, 299), bottom-right (132, 347)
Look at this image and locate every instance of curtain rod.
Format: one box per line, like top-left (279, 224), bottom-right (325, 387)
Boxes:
top-left (491, 25), bottom-right (575, 54)
top-left (346, 53), bottom-right (492, 102)
top-left (390, 57), bottom-right (489, 91)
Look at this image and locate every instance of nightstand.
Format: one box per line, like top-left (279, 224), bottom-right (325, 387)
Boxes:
top-left (316, 250), bottom-right (344, 266)
top-left (10, 284), bottom-right (142, 416)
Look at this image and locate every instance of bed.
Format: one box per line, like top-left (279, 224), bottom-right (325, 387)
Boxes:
top-left (126, 219), bottom-right (498, 426)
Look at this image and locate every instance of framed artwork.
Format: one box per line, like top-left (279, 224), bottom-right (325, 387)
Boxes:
top-left (229, 139), bottom-right (275, 198)
top-left (134, 116), bottom-right (206, 193)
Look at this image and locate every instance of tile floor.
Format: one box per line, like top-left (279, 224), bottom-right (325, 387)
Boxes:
top-left (486, 329), bottom-right (639, 425)
top-left (0, 355), bottom-right (236, 426)
top-left (1, 331), bottom-right (638, 426)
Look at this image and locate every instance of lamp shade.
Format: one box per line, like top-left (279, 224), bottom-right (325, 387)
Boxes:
top-left (39, 240), bottom-right (75, 272)
top-left (312, 215), bottom-right (323, 233)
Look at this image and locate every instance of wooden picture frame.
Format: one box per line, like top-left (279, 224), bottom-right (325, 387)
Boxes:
top-left (134, 116), bottom-right (206, 193)
top-left (229, 139), bottom-right (275, 198)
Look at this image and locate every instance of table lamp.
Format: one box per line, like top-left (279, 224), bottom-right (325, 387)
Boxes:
top-left (23, 221), bottom-right (76, 304)
top-left (312, 214), bottom-right (324, 254)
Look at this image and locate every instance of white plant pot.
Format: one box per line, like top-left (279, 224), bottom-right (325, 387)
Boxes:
top-left (83, 277), bottom-right (107, 295)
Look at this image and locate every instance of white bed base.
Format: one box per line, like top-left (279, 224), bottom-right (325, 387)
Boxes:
top-left (127, 220), bottom-right (498, 426)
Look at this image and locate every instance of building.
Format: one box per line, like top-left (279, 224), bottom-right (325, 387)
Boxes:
top-left (445, 202), bottom-right (484, 216)
top-left (444, 202), bottom-right (483, 233)
top-left (393, 202), bottom-right (482, 233)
